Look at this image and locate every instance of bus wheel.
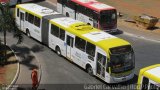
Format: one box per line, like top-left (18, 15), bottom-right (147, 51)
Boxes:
top-left (87, 23), bottom-right (91, 25)
top-left (26, 29), bottom-right (31, 37)
top-left (56, 46), bottom-right (61, 56)
top-left (66, 12), bottom-right (69, 17)
top-left (87, 66), bottom-right (93, 76)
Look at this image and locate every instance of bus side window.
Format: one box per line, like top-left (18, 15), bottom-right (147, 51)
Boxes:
top-left (67, 1), bottom-right (75, 9)
top-left (86, 8), bottom-right (93, 18)
top-left (17, 8), bottom-right (19, 17)
top-left (25, 12), bottom-right (28, 21)
top-left (28, 13), bottom-right (34, 24)
top-left (93, 11), bottom-right (99, 20)
top-left (59, 28), bottom-right (65, 41)
top-left (34, 16), bottom-right (41, 28)
top-left (141, 76), bottom-right (149, 90)
top-left (86, 42), bottom-right (95, 57)
top-left (51, 24), bottom-right (59, 38)
top-left (77, 5), bottom-right (84, 14)
top-left (75, 36), bottom-right (86, 52)
top-left (149, 83), bottom-right (159, 90)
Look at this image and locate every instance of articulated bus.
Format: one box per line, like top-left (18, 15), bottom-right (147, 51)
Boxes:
top-left (16, 3), bottom-right (135, 83)
top-left (0, 0), bottom-right (34, 6)
top-left (57, 0), bottom-right (117, 32)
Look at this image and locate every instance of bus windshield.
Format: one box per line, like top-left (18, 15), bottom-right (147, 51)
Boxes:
top-left (100, 9), bottom-right (117, 30)
top-left (109, 45), bottom-right (135, 74)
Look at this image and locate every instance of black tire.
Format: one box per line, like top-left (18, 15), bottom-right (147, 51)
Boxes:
top-left (87, 66), bottom-right (93, 76)
top-left (66, 12), bottom-right (69, 17)
top-left (87, 23), bottom-right (91, 25)
top-left (26, 30), bottom-right (31, 37)
top-left (56, 47), bottom-right (61, 56)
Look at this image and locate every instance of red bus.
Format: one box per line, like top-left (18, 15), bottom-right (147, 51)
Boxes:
top-left (57, 0), bottom-right (117, 32)
top-left (0, 0), bottom-right (34, 6)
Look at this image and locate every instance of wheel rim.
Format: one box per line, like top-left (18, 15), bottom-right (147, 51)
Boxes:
top-left (57, 50), bottom-right (60, 55)
top-left (56, 48), bottom-right (61, 56)
top-left (27, 31), bottom-right (30, 37)
top-left (88, 67), bottom-right (93, 75)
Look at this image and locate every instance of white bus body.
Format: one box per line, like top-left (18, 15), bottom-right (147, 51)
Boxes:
top-left (16, 3), bottom-right (135, 83)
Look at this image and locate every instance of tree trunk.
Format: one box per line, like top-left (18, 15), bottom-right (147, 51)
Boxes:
top-left (3, 28), bottom-right (7, 63)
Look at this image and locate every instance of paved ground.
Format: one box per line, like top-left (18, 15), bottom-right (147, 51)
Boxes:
top-left (0, 33), bottom-right (41, 89)
top-left (2, 0), bottom-right (160, 90)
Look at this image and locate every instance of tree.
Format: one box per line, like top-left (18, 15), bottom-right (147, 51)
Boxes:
top-left (0, 2), bottom-right (23, 63)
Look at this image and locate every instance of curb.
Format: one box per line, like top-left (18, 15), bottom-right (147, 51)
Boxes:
top-left (6, 46), bottom-right (20, 90)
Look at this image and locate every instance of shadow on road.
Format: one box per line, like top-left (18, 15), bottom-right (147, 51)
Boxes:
top-left (11, 44), bottom-right (44, 70)
top-left (111, 29), bottom-right (124, 35)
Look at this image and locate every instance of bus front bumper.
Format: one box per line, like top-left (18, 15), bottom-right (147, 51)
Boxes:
top-left (109, 73), bottom-right (134, 83)
top-left (103, 28), bottom-right (118, 33)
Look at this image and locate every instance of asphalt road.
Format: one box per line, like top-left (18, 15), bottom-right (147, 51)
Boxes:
top-left (1, 1), bottom-right (160, 90)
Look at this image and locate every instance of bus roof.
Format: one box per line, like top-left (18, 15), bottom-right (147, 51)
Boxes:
top-left (50, 17), bottom-right (130, 52)
top-left (139, 64), bottom-right (160, 83)
top-left (71, 0), bottom-right (115, 12)
top-left (16, 3), bottom-right (60, 18)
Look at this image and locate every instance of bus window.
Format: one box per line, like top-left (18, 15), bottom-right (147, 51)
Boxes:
top-left (34, 16), bottom-right (41, 28)
top-left (86, 42), bottom-right (95, 57)
top-left (149, 83), bottom-right (159, 90)
top-left (51, 24), bottom-right (59, 37)
top-left (66, 0), bottom-right (75, 9)
top-left (28, 13), bottom-right (34, 24)
top-left (141, 77), bottom-right (149, 90)
top-left (77, 4), bottom-right (84, 14)
top-left (25, 12), bottom-right (28, 21)
top-left (75, 36), bottom-right (86, 52)
top-left (86, 8), bottom-right (93, 18)
top-left (20, 12), bottom-right (24, 21)
top-left (59, 28), bottom-right (65, 41)
top-left (67, 35), bottom-right (74, 47)
top-left (17, 8), bottom-right (19, 17)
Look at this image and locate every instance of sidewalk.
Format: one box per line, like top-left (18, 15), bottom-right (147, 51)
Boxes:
top-left (11, 44), bottom-right (41, 89)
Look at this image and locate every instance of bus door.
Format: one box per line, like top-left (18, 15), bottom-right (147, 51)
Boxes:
top-left (66, 35), bottom-right (74, 60)
top-left (96, 52), bottom-right (106, 79)
top-left (20, 11), bottom-right (25, 32)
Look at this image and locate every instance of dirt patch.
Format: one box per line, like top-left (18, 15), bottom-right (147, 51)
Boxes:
top-left (118, 19), bottom-right (160, 34)
top-left (0, 46), bottom-right (18, 87)
top-left (98, 0), bottom-right (160, 18)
